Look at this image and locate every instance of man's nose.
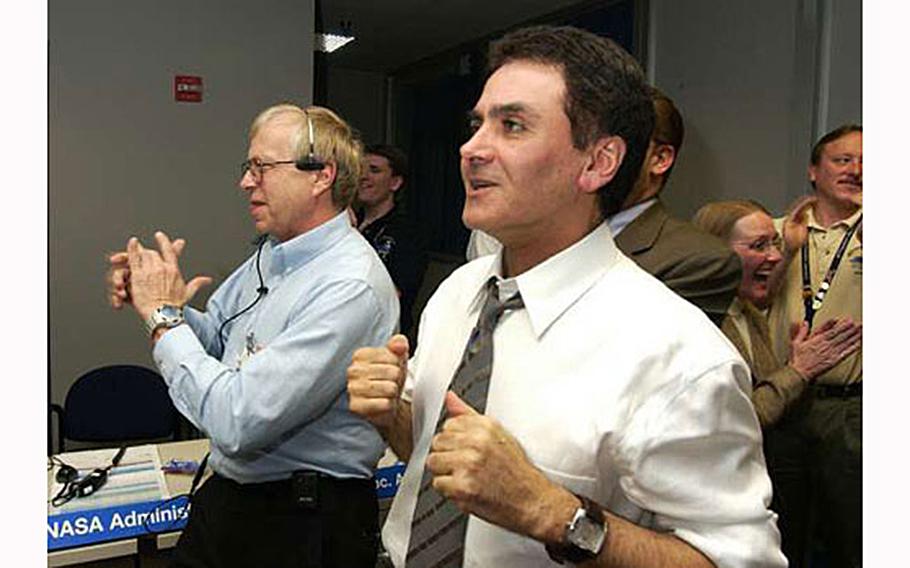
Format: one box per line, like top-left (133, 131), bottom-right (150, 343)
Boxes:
top-left (460, 127), bottom-right (492, 166)
top-left (239, 169), bottom-right (257, 191)
top-left (848, 158), bottom-right (862, 177)
top-left (767, 246), bottom-right (783, 263)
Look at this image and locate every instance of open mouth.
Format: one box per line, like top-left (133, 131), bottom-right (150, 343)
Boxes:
top-left (838, 179), bottom-right (862, 189)
top-left (753, 267), bottom-right (774, 283)
top-left (468, 178), bottom-right (497, 192)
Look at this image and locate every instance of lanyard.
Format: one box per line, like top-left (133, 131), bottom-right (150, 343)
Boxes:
top-left (801, 214), bottom-right (862, 329)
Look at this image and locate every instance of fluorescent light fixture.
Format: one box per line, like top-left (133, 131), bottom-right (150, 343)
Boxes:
top-left (315, 33), bottom-right (355, 53)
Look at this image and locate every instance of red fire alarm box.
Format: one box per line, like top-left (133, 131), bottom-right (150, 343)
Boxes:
top-left (175, 75), bottom-right (203, 103)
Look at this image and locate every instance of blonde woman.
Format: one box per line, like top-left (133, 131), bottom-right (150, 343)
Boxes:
top-left (693, 200), bottom-right (861, 428)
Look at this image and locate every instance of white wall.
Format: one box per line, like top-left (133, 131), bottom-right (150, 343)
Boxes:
top-left (648, 0), bottom-right (861, 218)
top-left (49, 0), bottom-right (314, 407)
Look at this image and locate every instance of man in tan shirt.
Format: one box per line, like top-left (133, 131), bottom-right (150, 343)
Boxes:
top-left (767, 124), bottom-right (862, 568)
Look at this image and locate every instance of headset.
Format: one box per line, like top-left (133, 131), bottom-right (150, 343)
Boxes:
top-left (216, 234), bottom-right (270, 354)
top-left (218, 111), bottom-right (322, 350)
top-left (295, 109), bottom-right (326, 172)
top-left (50, 446), bottom-right (127, 507)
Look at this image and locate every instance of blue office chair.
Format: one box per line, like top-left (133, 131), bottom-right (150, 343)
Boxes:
top-left (51, 365), bottom-right (178, 453)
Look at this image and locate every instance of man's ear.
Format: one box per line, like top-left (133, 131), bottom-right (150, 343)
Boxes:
top-left (311, 162), bottom-right (337, 197)
top-left (578, 136), bottom-right (626, 194)
top-left (807, 164), bottom-right (818, 185)
top-left (650, 144), bottom-right (676, 177)
top-left (390, 175), bottom-right (403, 193)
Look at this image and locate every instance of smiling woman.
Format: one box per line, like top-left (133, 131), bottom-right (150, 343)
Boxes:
top-left (727, 209), bottom-right (783, 310)
top-left (692, 199), bottom-right (862, 429)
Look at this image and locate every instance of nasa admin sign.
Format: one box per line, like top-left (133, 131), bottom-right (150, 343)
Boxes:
top-left (48, 498), bottom-right (190, 550)
top-left (48, 464), bottom-right (404, 551)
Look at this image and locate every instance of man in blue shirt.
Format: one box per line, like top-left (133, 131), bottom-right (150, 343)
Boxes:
top-left (106, 104), bottom-right (399, 567)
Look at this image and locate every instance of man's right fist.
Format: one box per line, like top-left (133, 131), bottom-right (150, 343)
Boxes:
top-left (347, 334), bottom-right (410, 428)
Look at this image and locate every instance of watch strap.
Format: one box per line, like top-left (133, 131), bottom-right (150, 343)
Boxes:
top-left (545, 494), bottom-right (607, 564)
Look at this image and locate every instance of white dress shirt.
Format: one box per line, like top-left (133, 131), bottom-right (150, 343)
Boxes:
top-left (464, 198), bottom-right (656, 261)
top-left (384, 222), bottom-right (785, 568)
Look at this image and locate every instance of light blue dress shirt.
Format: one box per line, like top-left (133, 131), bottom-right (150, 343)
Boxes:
top-left (153, 212), bottom-right (399, 483)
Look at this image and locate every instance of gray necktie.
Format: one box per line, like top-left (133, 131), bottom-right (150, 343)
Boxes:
top-left (406, 277), bottom-right (525, 568)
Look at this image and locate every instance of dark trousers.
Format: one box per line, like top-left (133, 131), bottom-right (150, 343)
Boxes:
top-left (764, 391), bottom-right (861, 568)
top-left (171, 471), bottom-right (379, 568)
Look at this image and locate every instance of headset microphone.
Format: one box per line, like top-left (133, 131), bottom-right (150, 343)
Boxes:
top-left (296, 109), bottom-right (326, 171)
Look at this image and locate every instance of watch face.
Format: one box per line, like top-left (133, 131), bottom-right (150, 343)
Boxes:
top-left (159, 305), bottom-right (182, 319)
top-left (569, 515), bottom-right (606, 553)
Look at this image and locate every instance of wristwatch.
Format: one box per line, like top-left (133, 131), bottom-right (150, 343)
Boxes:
top-left (545, 494), bottom-right (608, 564)
top-left (144, 304), bottom-right (185, 337)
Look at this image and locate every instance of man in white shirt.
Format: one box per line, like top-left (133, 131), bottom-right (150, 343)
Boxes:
top-left (466, 88), bottom-right (740, 327)
top-left (348, 25), bottom-right (785, 568)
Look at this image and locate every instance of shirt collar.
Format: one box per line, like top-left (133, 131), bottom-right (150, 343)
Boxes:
top-left (607, 198), bottom-right (657, 237)
top-left (267, 211), bottom-right (351, 276)
top-left (469, 222), bottom-right (621, 338)
top-left (807, 205), bottom-right (863, 231)
top-left (727, 296), bottom-right (744, 317)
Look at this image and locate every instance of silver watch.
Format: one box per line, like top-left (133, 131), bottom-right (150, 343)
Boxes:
top-left (144, 305), bottom-right (185, 337)
top-left (545, 495), bottom-right (608, 564)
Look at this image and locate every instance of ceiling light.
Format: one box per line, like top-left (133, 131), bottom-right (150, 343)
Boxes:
top-left (315, 33), bottom-right (355, 53)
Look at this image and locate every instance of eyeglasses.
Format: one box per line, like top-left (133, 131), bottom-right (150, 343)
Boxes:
top-left (240, 157), bottom-right (297, 181)
top-left (740, 235), bottom-right (783, 253)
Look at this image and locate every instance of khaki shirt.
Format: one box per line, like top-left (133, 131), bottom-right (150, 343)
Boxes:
top-left (769, 207), bottom-right (862, 385)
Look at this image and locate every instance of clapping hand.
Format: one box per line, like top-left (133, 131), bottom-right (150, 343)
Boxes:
top-left (106, 231), bottom-right (212, 321)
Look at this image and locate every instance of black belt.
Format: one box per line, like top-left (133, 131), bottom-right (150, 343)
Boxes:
top-left (812, 382), bottom-right (862, 399)
top-left (211, 470), bottom-right (376, 511)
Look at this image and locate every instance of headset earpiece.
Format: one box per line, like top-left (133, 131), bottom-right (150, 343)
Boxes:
top-left (295, 156), bottom-right (326, 171)
top-left (296, 109), bottom-right (326, 172)
top-left (55, 463), bottom-right (78, 484)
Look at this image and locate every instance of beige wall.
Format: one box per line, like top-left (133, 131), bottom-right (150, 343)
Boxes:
top-left (49, 0), bottom-right (314, 408)
top-left (648, 0), bottom-right (861, 218)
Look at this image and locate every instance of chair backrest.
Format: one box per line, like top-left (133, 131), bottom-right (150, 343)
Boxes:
top-left (63, 365), bottom-right (178, 446)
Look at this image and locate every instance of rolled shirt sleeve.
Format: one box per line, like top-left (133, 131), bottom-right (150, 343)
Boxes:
top-left (619, 361), bottom-right (787, 568)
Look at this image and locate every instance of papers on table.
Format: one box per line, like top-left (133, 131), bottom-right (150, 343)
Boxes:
top-left (48, 444), bottom-right (169, 514)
